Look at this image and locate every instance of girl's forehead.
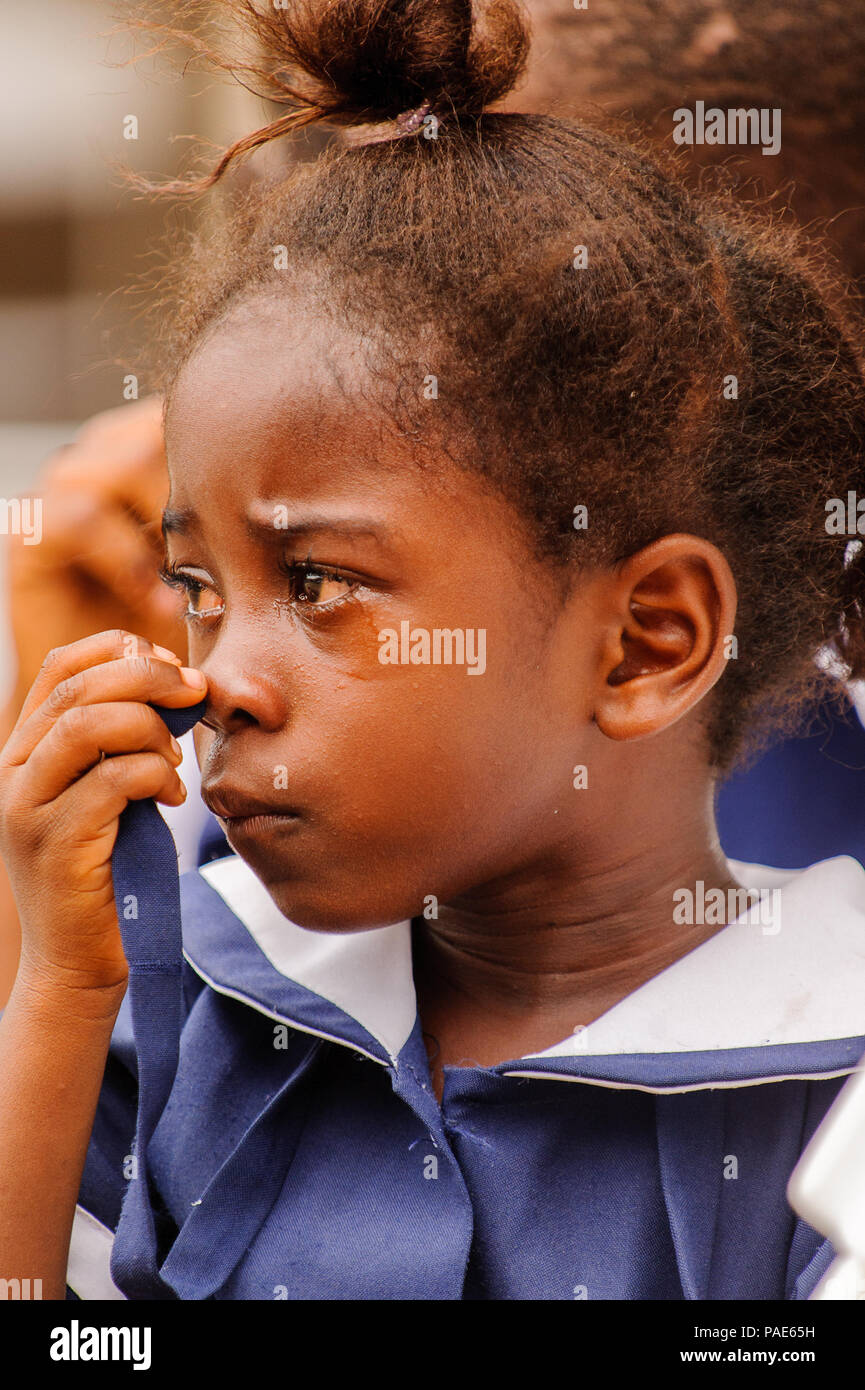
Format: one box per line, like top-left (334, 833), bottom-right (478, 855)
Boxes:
top-left (162, 295), bottom-right (545, 579)
top-left (163, 296), bottom-right (480, 520)
top-left (168, 302), bottom-right (364, 430)
top-left (167, 350), bottom-right (391, 501)
top-left (164, 339), bottom-right (492, 538)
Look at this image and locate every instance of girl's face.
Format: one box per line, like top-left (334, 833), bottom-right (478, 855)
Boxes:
top-left (164, 298), bottom-right (607, 931)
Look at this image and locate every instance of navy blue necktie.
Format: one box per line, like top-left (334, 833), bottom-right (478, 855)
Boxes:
top-left (109, 698), bottom-right (207, 1299)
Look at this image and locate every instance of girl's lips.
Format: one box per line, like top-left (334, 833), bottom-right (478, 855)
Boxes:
top-left (201, 785), bottom-right (299, 821)
top-left (222, 812), bottom-right (301, 839)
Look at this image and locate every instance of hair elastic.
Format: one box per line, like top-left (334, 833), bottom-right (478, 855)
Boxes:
top-left (395, 99), bottom-right (435, 135)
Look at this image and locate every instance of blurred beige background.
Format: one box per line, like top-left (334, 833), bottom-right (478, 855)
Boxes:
top-left (0, 2), bottom-right (263, 478)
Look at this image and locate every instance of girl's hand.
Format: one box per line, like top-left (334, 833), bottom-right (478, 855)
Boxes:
top-left (0, 630), bottom-right (207, 998)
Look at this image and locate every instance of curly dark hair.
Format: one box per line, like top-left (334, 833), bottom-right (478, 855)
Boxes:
top-left (130, 0), bottom-right (865, 773)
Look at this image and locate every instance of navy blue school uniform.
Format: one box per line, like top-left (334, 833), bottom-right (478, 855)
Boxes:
top-left (66, 847), bottom-right (865, 1301)
top-left (717, 693), bottom-right (865, 871)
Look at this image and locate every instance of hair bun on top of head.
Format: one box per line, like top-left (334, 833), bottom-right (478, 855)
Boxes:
top-left (142, 0), bottom-right (531, 192)
top-left (262, 0), bottom-right (529, 124)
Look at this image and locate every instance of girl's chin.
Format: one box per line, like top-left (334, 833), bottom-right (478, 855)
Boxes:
top-left (257, 877), bottom-right (414, 935)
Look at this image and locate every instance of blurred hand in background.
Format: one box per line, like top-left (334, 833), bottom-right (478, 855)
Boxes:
top-left (4, 395), bottom-right (186, 719)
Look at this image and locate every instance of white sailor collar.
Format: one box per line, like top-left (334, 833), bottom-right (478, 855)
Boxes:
top-left (180, 853), bottom-right (865, 1086)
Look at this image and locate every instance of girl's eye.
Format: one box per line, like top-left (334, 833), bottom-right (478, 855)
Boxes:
top-left (159, 565), bottom-right (224, 620)
top-left (285, 559), bottom-right (358, 609)
top-left (159, 559), bottom-right (358, 621)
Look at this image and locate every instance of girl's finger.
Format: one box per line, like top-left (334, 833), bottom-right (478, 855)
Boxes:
top-left (15, 630), bottom-right (182, 727)
top-left (15, 702), bottom-right (184, 808)
top-left (7, 655), bottom-right (205, 767)
top-left (47, 751), bottom-right (187, 845)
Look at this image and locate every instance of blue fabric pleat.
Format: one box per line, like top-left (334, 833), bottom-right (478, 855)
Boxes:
top-left (108, 699), bottom-right (207, 1300)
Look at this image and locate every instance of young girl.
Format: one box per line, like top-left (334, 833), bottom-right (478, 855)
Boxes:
top-left (2, 0), bottom-right (865, 1301)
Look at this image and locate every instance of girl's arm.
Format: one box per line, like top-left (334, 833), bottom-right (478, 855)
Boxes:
top-left (0, 628), bottom-right (205, 1298)
top-left (0, 973), bottom-right (125, 1299)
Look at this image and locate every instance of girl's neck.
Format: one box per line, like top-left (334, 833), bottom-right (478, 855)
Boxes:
top-left (411, 814), bottom-right (740, 1088)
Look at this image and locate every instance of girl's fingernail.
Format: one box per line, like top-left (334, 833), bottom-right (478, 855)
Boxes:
top-left (153, 644), bottom-right (181, 663)
top-left (179, 667), bottom-right (207, 688)
top-left (170, 735), bottom-right (183, 759)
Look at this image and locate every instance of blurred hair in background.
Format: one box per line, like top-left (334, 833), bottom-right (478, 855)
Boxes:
top-left (509, 0), bottom-right (865, 283)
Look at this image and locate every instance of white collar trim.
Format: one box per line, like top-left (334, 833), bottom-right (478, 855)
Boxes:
top-left (199, 854), bottom-right (865, 1064)
top-left (199, 855), bottom-right (416, 1063)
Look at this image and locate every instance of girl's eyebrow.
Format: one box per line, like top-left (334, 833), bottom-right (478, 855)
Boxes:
top-left (161, 502), bottom-right (398, 553)
top-left (161, 505), bottom-right (196, 540)
top-left (246, 503), bottom-right (398, 553)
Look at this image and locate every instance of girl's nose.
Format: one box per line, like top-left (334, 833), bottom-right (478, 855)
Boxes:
top-left (194, 642), bottom-right (288, 737)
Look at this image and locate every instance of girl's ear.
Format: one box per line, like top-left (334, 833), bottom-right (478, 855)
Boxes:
top-left (593, 534), bottom-right (737, 742)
